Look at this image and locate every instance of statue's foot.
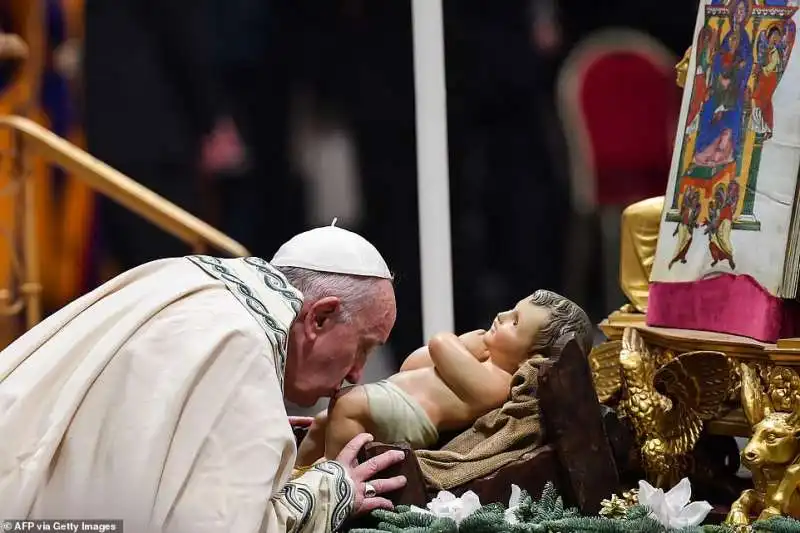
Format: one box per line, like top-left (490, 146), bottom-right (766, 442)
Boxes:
top-left (724, 509), bottom-right (750, 526)
top-left (757, 507), bottom-right (781, 522)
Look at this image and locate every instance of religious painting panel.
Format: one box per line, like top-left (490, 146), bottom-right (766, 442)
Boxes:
top-left (651, 0), bottom-right (800, 296)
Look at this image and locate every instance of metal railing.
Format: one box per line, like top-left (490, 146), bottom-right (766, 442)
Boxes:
top-left (0, 115), bottom-right (249, 337)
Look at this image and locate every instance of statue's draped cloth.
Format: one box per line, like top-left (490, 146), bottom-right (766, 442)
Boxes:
top-left (0, 256), bottom-right (354, 533)
top-left (416, 361), bottom-right (543, 489)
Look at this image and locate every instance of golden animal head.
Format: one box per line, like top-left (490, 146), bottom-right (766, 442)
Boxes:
top-left (743, 412), bottom-right (800, 468)
top-left (740, 363), bottom-right (800, 469)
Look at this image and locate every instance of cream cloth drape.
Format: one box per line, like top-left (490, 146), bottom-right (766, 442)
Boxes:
top-left (0, 256), bottom-right (354, 533)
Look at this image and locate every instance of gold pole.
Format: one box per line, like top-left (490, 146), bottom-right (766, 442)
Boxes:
top-left (15, 131), bottom-right (41, 329)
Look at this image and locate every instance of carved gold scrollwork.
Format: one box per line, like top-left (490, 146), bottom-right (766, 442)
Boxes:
top-left (762, 366), bottom-right (800, 413)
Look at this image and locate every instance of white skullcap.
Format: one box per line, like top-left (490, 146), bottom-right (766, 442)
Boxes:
top-left (271, 220), bottom-right (392, 279)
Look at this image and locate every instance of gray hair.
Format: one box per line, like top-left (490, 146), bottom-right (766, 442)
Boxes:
top-left (529, 290), bottom-right (594, 356)
top-left (274, 266), bottom-right (388, 323)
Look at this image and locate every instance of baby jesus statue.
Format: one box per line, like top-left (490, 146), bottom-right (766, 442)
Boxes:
top-left (296, 290), bottom-right (593, 467)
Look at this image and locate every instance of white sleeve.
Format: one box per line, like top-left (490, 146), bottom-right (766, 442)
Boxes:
top-left (266, 461), bottom-right (355, 533)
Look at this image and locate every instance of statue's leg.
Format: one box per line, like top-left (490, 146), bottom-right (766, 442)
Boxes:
top-left (766, 464), bottom-right (800, 517)
top-left (324, 386), bottom-right (373, 460)
top-left (727, 489), bottom-right (762, 525)
top-left (296, 410), bottom-right (330, 467)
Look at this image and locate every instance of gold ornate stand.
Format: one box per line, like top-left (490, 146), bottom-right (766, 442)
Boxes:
top-left (586, 35), bottom-right (800, 529)
top-left (600, 312), bottom-right (800, 423)
top-left (593, 212), bottom-right (800, 524)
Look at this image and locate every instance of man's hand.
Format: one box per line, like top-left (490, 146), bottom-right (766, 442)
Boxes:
top-left (337, 433), bottom-right (407, 515)
top-left (201, 117), bottom-right (246, 174)
top-left (532, 20), bottom-right (561, 55)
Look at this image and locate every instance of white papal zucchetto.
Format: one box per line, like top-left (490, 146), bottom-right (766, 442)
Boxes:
top-left (271, 220), bottom-right (392, 279)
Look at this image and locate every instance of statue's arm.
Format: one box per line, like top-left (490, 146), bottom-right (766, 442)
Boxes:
top-left (400, 330), bottom-right (487, 372)
top-left (428, 332), bottom-right (499, 408)
top-left (400, 346), bottom-right (434, 371)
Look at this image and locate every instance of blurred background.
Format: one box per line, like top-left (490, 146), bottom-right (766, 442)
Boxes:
top-left (0, 0), bottom-right (695, 409)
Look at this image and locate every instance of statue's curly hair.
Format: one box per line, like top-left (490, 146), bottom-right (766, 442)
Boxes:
top-left (528, 289), bottom-right (594, 357)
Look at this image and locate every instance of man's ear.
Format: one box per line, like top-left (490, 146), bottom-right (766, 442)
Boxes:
top-left (303, 297), bottom-right (342, 338)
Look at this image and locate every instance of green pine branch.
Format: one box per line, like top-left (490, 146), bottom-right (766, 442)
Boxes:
top-left (345, 483), bottom-right (800, 533)
top-left (752, 516), bottom-right (800, 532)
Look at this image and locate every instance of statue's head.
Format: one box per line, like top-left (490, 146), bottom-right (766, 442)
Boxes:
top-left (619, 328), bottom-right (658, 384)
top-left (484, 290), bottom-right (592, 368)
top-left (740, 362), bottom-right (800, 469)
top-left (742, 412), bottom-right (800, 468)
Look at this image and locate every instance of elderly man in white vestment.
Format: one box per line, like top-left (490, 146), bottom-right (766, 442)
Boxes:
top-left (0, 226), bottom-right (407, 533)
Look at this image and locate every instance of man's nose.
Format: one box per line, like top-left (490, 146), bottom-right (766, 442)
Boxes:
top-left (346, 366), bottom-right (365, 384)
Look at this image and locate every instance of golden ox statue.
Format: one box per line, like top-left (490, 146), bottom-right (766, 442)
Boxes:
top-left (726, 363), bottom-right (800, 525)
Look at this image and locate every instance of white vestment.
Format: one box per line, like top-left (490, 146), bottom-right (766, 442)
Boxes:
top-left (0, 256), bottom-right (354, 533)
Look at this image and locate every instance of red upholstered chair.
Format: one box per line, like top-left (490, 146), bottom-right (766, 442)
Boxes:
top-left (557, 29), bottom-right (681, 315)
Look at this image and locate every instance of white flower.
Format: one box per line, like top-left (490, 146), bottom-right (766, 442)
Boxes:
top-left (637, 478), bottom-right (713, 528)
top-left (409, 490), bottom-right (482, 525)
top-left (504, 484), bottom-right (524, 524)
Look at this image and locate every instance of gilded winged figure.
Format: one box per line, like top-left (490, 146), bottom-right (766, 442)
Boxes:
top-left (591, 328), bottom-right (731, 487)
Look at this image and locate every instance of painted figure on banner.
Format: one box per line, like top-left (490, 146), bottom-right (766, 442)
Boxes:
top-left (669, 185), bottom-right (702, 268)
top-left (664, 0), bottom-right (798, 273)
top-left (685, 27), bottom-right (717, 131)
top-left (692, 0), bottom-right (753, 170)
top-left (751, 22), bottom-right (795, 139)
top-left (704, 180), bottom-right (739, 269)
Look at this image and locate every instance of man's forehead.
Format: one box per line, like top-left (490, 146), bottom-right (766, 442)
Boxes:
top-left (363, 311), bottom-right (394, 341)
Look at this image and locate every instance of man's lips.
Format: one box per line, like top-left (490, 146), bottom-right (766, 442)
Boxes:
top-left (328, 387), bottom-right (345, 406)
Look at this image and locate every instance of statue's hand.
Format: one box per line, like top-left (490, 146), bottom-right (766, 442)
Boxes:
top-left (726, 491), bottom-right (756, 526)
top-left (460, 329), bottom-right (489, 361)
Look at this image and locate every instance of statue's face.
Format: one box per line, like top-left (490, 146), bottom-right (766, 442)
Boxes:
top-left (742, 413), bottom-right (800, 468)
top-left (484, 298), bottom-right (551, 361)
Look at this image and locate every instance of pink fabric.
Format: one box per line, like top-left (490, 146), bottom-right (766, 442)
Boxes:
top-left (647, 275), bottom-right (800, 343)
